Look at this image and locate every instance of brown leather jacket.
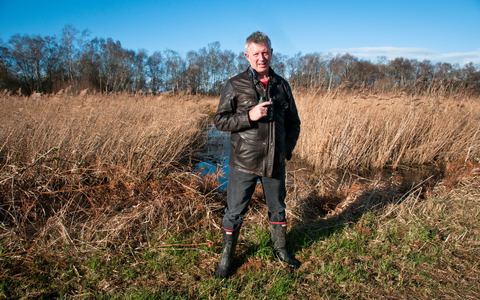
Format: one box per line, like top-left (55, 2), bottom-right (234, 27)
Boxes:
top-left (214, 68), bottom-right (301, 177)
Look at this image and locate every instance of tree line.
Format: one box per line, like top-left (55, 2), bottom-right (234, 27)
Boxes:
top-left (1, 25), bottom-right (479, 96)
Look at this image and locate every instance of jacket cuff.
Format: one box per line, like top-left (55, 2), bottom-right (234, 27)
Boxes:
top-left (239, 110), bottom-right (252, 128)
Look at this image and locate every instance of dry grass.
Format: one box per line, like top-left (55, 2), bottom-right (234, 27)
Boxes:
top-left (0, 91), bottom-right (221, 252)
top-left (0, 91), bottom-right (218, 177)
top-left (0, 89), bottom-right (479, 298)
top-left (288, 172), bottom-right (480, 299)
top-left (294, 89), bottom-right (480, 172)
top-left (1, 89), bottom-right (479, 252)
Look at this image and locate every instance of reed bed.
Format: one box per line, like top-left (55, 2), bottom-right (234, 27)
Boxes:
top-left (294, 89), bottom-right (480, 172)
top-left (0, 90), bottom-right (479, 298)
top-left (1, 89), bottom-right (479, 251)
top-left (0, 91), bottom-right (221, 251)
top-left (0, 91), bottom-right (218, 177)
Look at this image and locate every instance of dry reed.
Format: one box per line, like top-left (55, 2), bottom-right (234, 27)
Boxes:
top-left (1, 88), bottom-right (479, 256)
top-left (0, 91), bottom-right (216, 177)
top-left (0, 91), bottom-right (221, 252)
top-left (1, 89), bottom-right (479, 298)
top-left (294, 89), bottom-right (480, 173)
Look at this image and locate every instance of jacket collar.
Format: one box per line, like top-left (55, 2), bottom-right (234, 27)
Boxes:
top-left (248, 67), bottom-right (277, 83)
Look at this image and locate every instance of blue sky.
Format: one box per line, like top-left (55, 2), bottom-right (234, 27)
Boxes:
top-left (1, 0), bottom-right (479, 65)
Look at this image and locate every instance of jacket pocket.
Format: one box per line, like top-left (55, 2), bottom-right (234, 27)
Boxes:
top-left (233, 138), bottom-right (243, 156)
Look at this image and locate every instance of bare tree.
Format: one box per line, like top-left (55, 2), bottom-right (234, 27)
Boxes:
top-left (1, 26), bottom-right (479, 96)
top-left (59, 24), bottom-right (79, 88)
top-left (146, 51), bottom-right (164, 92)
top-left (8, 34), bottom-right (48, 94)
top-left (271, 52), bottom-right (288, 79)
top-left (236, 51), bottom-right (249, 73)
top-left (326, 53), bottom-right (341, 92)
top-left (164, 49), bottom-right (185, 92)
top-left (185, 50), bottom-right (202, 94)
top-left (132, 49), bottom-right (148, 92)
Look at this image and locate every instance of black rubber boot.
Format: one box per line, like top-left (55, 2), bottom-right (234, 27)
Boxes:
top-left (270, 223), bottom-right (299, 268)
top-left (214, 229), bottom-right (240, 279)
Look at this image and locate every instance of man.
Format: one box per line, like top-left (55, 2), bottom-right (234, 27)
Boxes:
top-left (213, 31), bottom-right (301, 279)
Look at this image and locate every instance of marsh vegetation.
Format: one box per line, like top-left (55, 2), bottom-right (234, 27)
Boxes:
top-left (0, 88), bottom-right (479, 299)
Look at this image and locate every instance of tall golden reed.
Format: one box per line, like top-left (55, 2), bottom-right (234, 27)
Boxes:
top-left (1, 89), bottom-right (478, 250)
top-left (0, 91), bottom-right (220, 248)
top-left (0, 91), bottom-right (217, 178)
top-left (294, 89), bottom-right (480, 172)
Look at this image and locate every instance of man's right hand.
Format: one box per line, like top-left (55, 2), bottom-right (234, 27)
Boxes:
top-left (249, 101), bottom-right (272, 121)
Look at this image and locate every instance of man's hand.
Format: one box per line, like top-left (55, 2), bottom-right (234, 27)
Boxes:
top-left (249, 101), bottom-right (272, 121)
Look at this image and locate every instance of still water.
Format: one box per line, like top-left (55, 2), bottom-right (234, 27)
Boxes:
top-left (194, 125), bottom-right (440, 191)
top-left (194, 125), bottom-right (230, 189)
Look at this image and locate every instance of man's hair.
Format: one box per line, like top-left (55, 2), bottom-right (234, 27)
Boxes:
top-left (244, 31), bottom-right (271, 54)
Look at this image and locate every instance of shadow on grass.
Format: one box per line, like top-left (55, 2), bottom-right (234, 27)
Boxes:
top-left (287, 166), bottom-right (443, 258)
top-left (212, 165), bottom-right (444, 277)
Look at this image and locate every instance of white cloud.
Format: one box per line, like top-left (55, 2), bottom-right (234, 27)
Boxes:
top-left (330, 47), bottom-right (480, 66)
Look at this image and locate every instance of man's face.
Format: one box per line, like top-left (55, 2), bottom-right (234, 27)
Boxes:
top-left (245, 42), bottom-right (273, 75)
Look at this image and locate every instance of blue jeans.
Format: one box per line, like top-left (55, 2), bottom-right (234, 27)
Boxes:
top-left (222, 166), bottom-right (287, 231)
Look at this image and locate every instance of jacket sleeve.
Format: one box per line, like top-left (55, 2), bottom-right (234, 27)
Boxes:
top-left (284, 82), bottom-right (301, 160)
top-left (214, 80), bottom-right (252, 132)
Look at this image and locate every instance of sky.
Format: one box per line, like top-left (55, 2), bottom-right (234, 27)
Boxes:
top-left (1, 0), bottom-right (480, 66)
